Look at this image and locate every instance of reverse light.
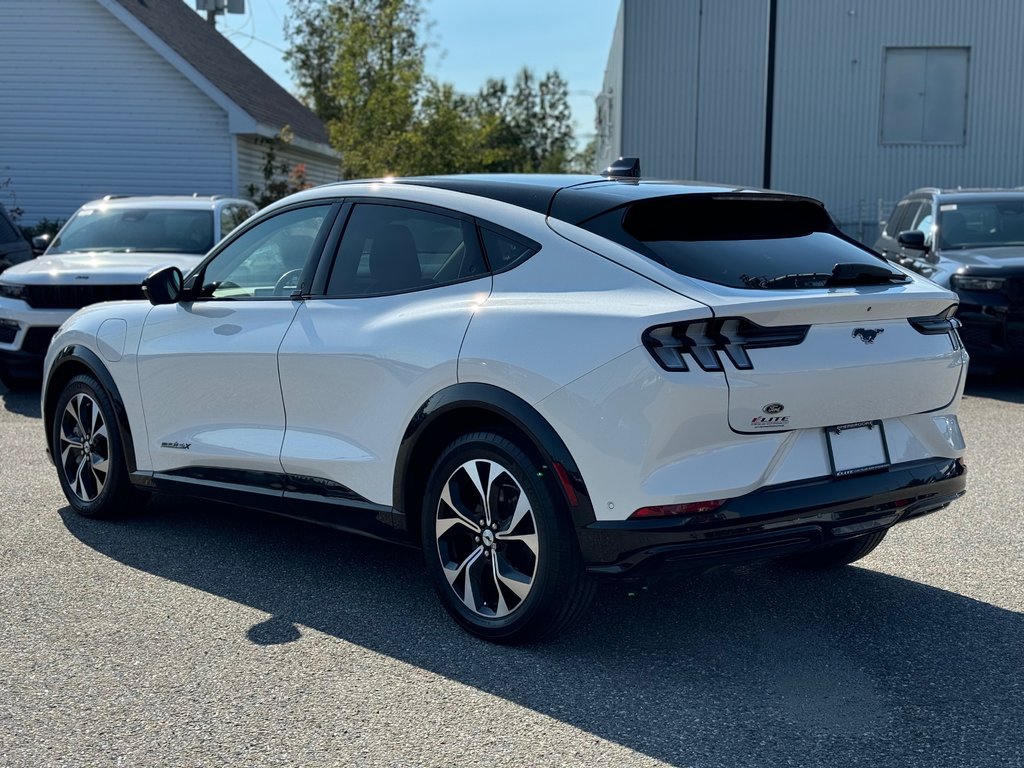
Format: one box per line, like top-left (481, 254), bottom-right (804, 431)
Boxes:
top-left (630, 499), bottom-right (728, 519)
top-left (643, 317), bottom-right (809, 372)
top-left (950, 275), bottom-right (1005, 292)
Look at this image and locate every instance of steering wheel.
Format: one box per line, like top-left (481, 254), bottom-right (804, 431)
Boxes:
top-left (274, 268), bottom-right (304, 296)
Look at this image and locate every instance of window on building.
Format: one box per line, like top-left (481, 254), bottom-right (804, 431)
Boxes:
top-left (881, 47), bottom-right (969, 145)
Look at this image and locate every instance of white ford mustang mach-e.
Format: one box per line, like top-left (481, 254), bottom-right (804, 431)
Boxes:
top-left (41, 166), bottom-right (968, 642)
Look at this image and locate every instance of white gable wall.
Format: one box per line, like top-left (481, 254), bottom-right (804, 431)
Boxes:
top-left (0, 0), bottom-right (233, 227)
top-left (236, 136), bottom-right (341, 199)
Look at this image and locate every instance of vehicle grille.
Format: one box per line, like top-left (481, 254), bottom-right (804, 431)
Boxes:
top-left (0, 325), bottom-right (15, 344)
top-left (22, 327), bottom-right (58, 355)
top-left (1007, 312), bottom-right (1024, 351)
top-left (21, 283), bottom-right (145, 309)
top-left (959, 323), bottom-right (996, 349)
top-left (1008, 277), bottom-right (1024, 306)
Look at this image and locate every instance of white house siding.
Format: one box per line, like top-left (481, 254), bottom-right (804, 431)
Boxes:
top-left (0, 0), bottom-right (233, 226)
top-left (602, 0), bottom-right (1024, 241)
top-left (236, 136), bottom-right (341, 199)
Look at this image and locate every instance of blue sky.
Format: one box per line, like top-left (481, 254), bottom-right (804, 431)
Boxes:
top-left (196, 0), bottom-right (622, 144)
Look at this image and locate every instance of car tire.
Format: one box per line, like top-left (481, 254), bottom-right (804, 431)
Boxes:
top-left (777, 530), bottom-right (888, 569)
top-left (421, 431), bottom-right (595, 643)
top-left (52, 374), bottom-right (146, 518)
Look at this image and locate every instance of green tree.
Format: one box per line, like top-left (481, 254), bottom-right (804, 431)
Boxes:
top-left (471, 69), bottom-right (576, 173)
top-left (571, 137), bottom-right (598, 174)
top-left (285, 1), bottom-right (578, 176)
top-left (286, 0), bottom-right (425, 178)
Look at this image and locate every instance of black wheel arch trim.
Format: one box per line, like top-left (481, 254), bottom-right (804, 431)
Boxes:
top-left (44, 345), bottom-right (138, 473)
top-left (395, 383), bottom-right (596, 528)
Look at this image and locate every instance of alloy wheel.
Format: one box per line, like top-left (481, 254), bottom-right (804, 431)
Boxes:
top-left (58, 392), bottom-right (110, 503)
top-left (435, 459), bottom-right (540, 618)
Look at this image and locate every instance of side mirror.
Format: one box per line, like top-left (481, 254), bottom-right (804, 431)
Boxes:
top-left (897, 230), bottom-right (928, 251)
top-left (143, 266), bottom-right (184, 305)
top-left (31, 234), bottom-right (51, 255)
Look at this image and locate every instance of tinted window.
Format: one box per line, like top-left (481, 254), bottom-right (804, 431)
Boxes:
top-left (326, 204), bottom-right (485, 297)
top-left (886, 201), bottom-right (923, 238)
top-left (937, 200), bottom-right (1024, 249)
top-left (580, 195), bottom-right (891, 290)
top-left (202, 205), bottom-right (330, 299)
top-left (479, 227), bottom-right (538, 272)
top-left (220, 204), bottom-right (253, 239)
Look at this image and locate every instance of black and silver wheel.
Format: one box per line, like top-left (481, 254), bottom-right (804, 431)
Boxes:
top-left (777, 530), bottom-right (888, 569)
top-left (52, 374), bottom-right (143, 518)
top-left (422, 432), bottom-right (594, 643)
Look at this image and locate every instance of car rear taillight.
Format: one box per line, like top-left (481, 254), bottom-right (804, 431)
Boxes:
top-left (909, 306), bottom-right (962, 348)
top-left (630, 499), bottom-right (728, 519)
top-left (642, 317), bottom-right (809, 372)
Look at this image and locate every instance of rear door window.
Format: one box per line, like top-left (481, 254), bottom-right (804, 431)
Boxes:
top-left (326, 203), bottom-right (486, 297)
top-left (579, 195), bottom-right (897, 290)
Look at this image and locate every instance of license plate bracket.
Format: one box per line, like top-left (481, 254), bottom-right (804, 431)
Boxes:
top-left (825, 420), bottom-right (890, 477)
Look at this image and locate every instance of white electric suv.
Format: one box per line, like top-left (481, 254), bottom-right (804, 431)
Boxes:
top-left (41, 166), bottom-right (968, 643)
top-left (0, 195), bottom-right (256, 389)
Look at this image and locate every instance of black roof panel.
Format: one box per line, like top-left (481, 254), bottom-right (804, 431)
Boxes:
top-left (394, 175), bottom-right (761, 224)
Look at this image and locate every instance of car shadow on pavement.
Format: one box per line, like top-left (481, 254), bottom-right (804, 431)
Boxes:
top-left (59, 495), bottom-right (1022, 768)
top-left (1, 386), bottom-right (41, 418)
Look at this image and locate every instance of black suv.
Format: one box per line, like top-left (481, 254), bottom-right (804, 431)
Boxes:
top-left (875, 188), bottom-right (1024, 370)
top-left (0, 203), bottom-right (32, 275)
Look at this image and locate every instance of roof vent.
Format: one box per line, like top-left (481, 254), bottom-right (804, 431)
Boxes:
top-left (603, 156), bottom-right (641, 179)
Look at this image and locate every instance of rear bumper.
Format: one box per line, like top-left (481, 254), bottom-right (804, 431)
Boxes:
top-left (579, 457), bottom-right (966, 575)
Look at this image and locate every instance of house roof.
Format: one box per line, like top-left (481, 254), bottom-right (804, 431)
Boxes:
top-left (109, 0), bottom-right (330, 147)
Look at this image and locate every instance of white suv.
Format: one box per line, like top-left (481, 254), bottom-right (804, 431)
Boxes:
top-left (0, 195), bottom-right (256, 388)
top-left (40, 169), bottom-right (968, 643)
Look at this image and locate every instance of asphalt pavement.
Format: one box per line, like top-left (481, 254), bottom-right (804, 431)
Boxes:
top-left (1, 375), bottom-right (1021, 767)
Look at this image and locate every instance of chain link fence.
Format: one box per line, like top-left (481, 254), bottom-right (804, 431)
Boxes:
top-left (830, 199), bottom-right (901, 246)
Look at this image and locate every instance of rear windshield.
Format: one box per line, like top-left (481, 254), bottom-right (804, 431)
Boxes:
top-left (579, 195), bottom-right (891, 289)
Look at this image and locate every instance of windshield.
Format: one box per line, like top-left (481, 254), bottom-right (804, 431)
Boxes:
top-left (49, 208), bottom-right (214, 255)
top-left (937, 200), bottom-right (1024, 249)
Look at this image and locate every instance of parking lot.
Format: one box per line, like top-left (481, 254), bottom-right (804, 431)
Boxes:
top-left (1, 376), bottom-right (1021, 768)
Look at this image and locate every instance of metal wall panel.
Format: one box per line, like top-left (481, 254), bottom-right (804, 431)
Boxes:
top-left (694, 0), bottom-right (769, 187)
top-left (0, 0), bottom-right (233, 226)
top-left (621, 0), bottom-right (702, 178)
top-left (772, 0), bottom-right (1024, 238)
top-left (595, 3), bottom-right (626, 170)
top-left (609, 0), bottom-right (1024, 240)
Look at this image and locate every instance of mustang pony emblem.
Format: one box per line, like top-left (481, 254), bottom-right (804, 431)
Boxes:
top-left (852, 328), bottom-right (884, 344)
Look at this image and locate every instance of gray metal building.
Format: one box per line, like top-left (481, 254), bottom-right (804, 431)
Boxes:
top-left (596, 0), bottom-right (1024, 241)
